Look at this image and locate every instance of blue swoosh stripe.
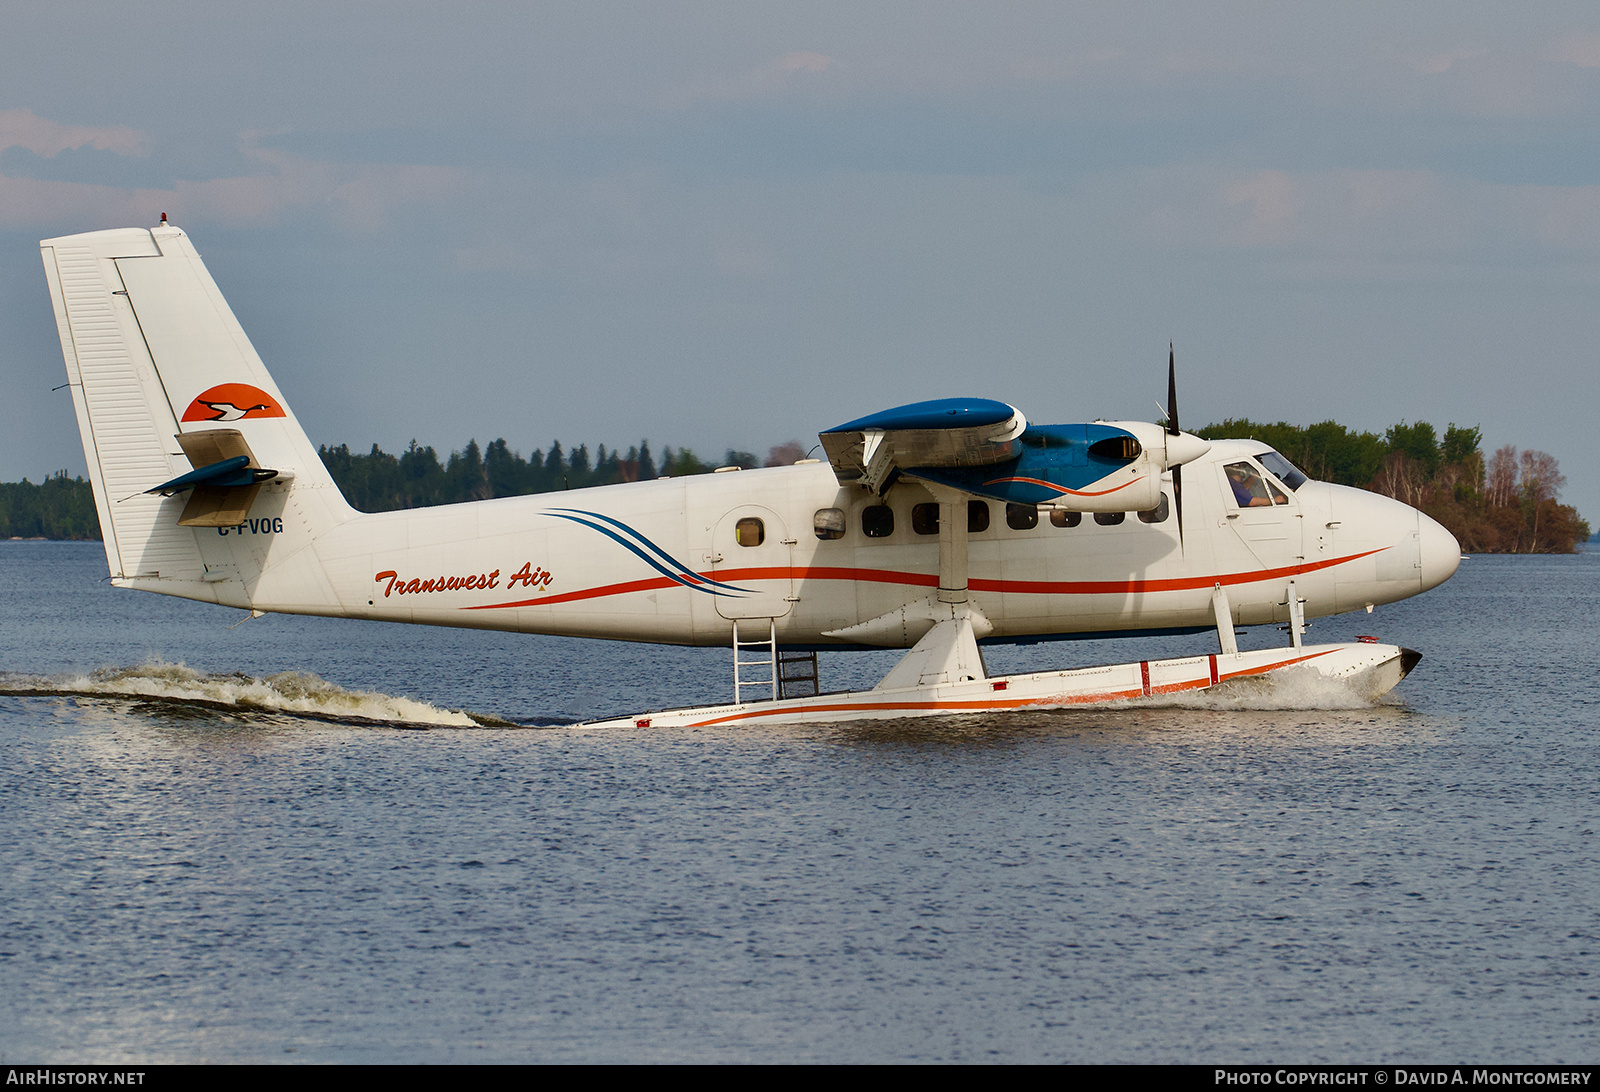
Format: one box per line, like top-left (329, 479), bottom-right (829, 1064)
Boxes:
top-left (547, 507), bottom-right (752, 593)
top-left (541, 509), bottom-right (752, 597)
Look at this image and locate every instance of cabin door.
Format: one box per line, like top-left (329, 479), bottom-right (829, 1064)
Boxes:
top-left (1214, 458), bottom-right (1307, 625)
top-left (1218, 458), bottom-right (1305, 570)
top-left (710, 505), bottom-right (796, 620)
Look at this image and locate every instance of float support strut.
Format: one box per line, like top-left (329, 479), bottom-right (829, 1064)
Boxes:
top-left (1212, 583), bottom-right (1239, 657)
top-left (1285, 580), bottom-right (1305, 650)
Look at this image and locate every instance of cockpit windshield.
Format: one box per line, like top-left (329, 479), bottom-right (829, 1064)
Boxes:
top-left (1257, 450), bottom-right (1308, 491)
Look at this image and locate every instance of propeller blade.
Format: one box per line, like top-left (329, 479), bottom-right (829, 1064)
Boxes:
top-left (1167, 343), bottom-right (1184, 549)
top-left (1172, 462), bottom-right (1184, 549)
top-left (1166, 342), bottom-right (1179, 436)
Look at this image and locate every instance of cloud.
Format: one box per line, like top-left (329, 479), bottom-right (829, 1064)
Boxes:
top-left (0, 123), bottom-right (464, 231)
top-left (772, 52), bottom-right (832, 77)
top-left (0, 107), bottom-right (148, 159)
top-left (1221, 170), bottom-right (1301, 245)
top-left (1130, 163), bottom-right (1600, 269)
top-left (709, 227), bottom-right (783, 280)
top-left (1398, 45), bottom-right (1489, 76)
top-left (1550, 32), bottom-right (1600, 68)
top-left (1529, 184), bottom-right (1600, 250)
top-left (1010, 45), bottom-right (1244, 86)
top-left (662, 51), bottom-right (837, 109)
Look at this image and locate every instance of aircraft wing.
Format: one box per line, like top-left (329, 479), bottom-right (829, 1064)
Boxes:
top-left (820, 398), bottom-right (1210, 510)
top-left (819, 398), bottom-right (1026, 494)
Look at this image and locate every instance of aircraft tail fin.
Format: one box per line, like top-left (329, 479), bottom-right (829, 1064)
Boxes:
top-left (40, 223), bottom-right (356, 605)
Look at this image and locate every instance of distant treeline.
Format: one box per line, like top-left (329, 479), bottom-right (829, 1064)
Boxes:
top-left (1199, 419), bottom-right (1589, 553)
top-left (0, 472), bottom-right (101, 541)
top-left (315, 438), bottom-right (806, 512)
top-left (3, 425), bottom-right (1587, 553)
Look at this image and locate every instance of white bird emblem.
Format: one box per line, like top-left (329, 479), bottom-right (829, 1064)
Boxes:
top-left (197, 400), bottom-right (271, 421)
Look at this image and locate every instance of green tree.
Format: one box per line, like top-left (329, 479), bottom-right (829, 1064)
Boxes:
top-left (1385, 421), bottom-right (1440, 479)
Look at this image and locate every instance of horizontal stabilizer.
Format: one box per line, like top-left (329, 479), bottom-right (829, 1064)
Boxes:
top-left (115, 427), bottom-right (282, 525)
top-left (146, 455), bottom-right (276, 497)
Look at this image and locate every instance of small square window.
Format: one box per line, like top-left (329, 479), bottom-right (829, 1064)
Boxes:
top-left (813, 508), bottom-right (846, 540)
top-left (735, 517), bottom-right (765, 547)
top-left (1006, 503), bottom-right (1038, 531)
top-left (862, 505), bottom-right (895, 538)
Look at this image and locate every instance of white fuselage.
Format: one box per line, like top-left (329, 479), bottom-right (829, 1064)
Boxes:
top-left (155, 439), bottom-right (1460, 649)
top-left (39, 223), bottom-right (1459, 663)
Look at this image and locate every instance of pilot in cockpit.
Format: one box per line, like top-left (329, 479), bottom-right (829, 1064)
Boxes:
top-left (1226, 462), bottom-right (1287, 507)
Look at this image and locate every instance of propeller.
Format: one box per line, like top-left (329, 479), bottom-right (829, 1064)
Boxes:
top-left (1166, 342), bottom-right (1185, 549)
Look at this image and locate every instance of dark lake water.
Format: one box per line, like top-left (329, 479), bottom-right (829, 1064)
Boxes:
top-left (1, 541), bottom-right (1596, 1063)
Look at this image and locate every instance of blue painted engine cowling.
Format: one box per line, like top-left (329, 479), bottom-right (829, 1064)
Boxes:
top-left (907, 423), bottom-right (1143, 506)
top-left (823, 397), bottom-right (1019, 435)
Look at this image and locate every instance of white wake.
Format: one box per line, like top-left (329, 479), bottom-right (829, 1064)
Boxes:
top-left (0, 661), bottom-right (500, 727)
top-left (1125, 665), bottom-right (1391, 711)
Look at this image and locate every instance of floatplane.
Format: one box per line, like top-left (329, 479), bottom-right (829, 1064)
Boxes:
top-left (40, 222), bottom-right (1460, 727)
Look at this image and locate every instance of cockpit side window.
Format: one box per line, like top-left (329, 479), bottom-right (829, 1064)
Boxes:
top-left (1225, 461), bottom-right (1288, 508)
top-left (1257, 450), bottom-right (1308, 491)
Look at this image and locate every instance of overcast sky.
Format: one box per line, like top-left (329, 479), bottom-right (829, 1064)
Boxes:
top-left (3, 1), bottom-right (1597, 521)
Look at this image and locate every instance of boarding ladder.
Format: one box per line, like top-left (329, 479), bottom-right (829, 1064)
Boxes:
top-left (732, 620), bottom-right (821, 703)
top-left (732, 619), bottom-right (778, 703)
top-left (778, 649), bottom-right (819, 699)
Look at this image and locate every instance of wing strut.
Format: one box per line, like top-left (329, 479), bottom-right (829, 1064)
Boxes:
top-left (933, 484), bottom-right (969, 606)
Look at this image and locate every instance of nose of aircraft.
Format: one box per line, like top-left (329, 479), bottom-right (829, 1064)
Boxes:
top-left (1418, 512), bottom-right (1461, 591)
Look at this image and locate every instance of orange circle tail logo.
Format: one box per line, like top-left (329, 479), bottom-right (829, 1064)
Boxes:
top-left (181, 383), bottom-right (286, 423)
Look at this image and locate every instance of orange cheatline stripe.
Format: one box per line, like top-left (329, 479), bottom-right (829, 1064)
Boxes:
top-left (981, 475), bottom-right (1146, 496)
top-left (679, 648), bottom-right (1340, 725)
top-left (462, 550), bottom-right (1386, 612)
top-left (461, 575), bottom-right (681, 610)
top-left (683, 691), bottom-right (1148, 725)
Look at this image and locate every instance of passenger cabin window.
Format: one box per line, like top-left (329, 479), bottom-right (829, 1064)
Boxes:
top-left (1006, 503), bottom-right (1038, 530)
top-left (967, 501), bottom-right (990, 533)
top-left (814, 508), bottom-right (846, 540)
top-left (1137, 494), bottom-right (1170, 524)
top-left (735, 517), bottom-right (765, 547)
top-left (1257, 451), bottom-right (1308, 491)
top-left (1094, 511), bottom-right (1125, 526)
top-left (862, 505), bottom-right (895, 538)
top-left (911, 500), bottom-right (990, 535)
top-left (1050, 510), bottom-right (1082, 528)
top-left (1225, 461), bottom-right (1288, 508)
